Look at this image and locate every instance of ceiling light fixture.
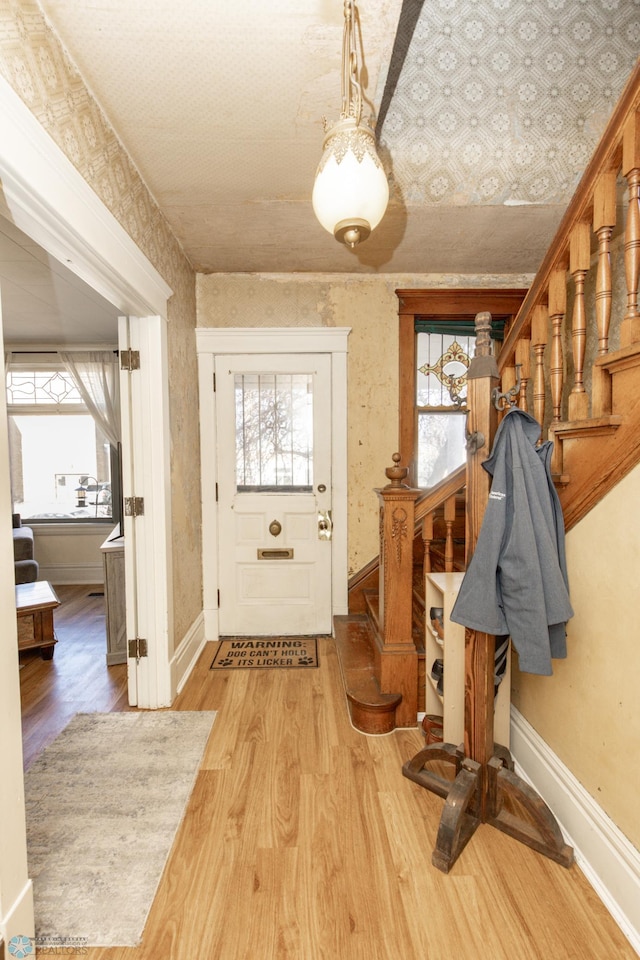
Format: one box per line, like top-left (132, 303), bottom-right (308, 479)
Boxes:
top-left (312, 0), bottom-right (389, 249)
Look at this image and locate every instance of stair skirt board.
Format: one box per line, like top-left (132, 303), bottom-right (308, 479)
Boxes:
top-left (510, 706), bottom-right (640, 956)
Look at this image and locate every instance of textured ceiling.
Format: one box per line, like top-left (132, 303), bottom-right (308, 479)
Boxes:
top-left (17, 1), bottom-right (640, 277)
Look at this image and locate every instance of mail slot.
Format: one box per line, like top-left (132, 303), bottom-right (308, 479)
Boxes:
top-left (257, 548), bottom-right (294, 560)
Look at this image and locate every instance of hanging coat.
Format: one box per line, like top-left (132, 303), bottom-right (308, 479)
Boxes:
top-left (451, 407), bottom-right (573, 676)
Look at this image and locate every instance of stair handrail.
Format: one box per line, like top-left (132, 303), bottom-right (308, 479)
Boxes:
top-left (499, 59), bottom-right (640, 371)
top-left (414, 463), bottom-right (466, 526)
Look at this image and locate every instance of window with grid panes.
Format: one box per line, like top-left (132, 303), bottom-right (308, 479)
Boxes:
top-left (6, 362), bottom-right (117, 522)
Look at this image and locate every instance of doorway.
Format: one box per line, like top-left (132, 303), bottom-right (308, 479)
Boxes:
top-left (197, 327), bottom-right (350, 642)
top-left (216, 353), bottom-right (332, 636)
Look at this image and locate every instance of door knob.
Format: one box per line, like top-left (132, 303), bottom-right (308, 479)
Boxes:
top-left (317, 510), bottom-right (333, 540)
top-left (269, 519), bottom-right (282, 537)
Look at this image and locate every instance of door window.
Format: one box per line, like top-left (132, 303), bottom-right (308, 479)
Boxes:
top-left (234, 372), bottom-right (313, 492)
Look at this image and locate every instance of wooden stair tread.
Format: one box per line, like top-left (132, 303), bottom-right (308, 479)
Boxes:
top-left (333, 614), bottom-right (402, 734)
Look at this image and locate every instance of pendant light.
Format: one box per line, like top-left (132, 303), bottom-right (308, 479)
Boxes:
top-left (312, 0), bottom-right (389, 249)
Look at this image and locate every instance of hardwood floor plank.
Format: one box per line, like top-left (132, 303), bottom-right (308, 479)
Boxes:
top-left (18, 620), bottom-right (637, 959)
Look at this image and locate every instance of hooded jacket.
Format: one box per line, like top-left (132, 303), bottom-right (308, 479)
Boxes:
top-left (451, 407), bottom-right (573, 675)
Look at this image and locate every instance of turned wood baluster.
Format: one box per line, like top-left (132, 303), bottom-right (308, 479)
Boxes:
top-left (515, 338), bottom-right (531, 412)
top-left (422, 513), bottom-right (433, 577)
top-left (500, 365), bottom-right (516, 415)
top-left (548, 267), bottom-right (567, 423)
top-left (592, 169), bottom-right (617, 417)
top-left (568, 222), bottom-right (591, 422)
top-left (621, 110), bottom-right (640, 346)
top-left (594, 170), bottom-right (616, 356)
top-left (444, 495), bottom-right (456, 573)
top-left (531, 304), bottom-right (549, 432)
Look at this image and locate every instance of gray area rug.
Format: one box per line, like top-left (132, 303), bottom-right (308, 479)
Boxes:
top-left (25, 710), bottom-right (216, 946)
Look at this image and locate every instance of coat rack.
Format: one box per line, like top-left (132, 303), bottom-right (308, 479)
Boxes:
top-left (403, 311), bottom-right (573, 873)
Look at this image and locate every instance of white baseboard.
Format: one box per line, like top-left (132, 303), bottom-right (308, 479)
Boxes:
top-left (1, 878), bottom-right (34, 944)
top-left (39, 562), bottom-right (104, 585)
top-left (510, 707), bottom-right (640, 956)
top-left (171, 612), bottom-right (207, 697)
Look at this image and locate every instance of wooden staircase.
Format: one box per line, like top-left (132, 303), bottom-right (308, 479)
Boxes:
top-left (335, 60), bottom-right (640, 736)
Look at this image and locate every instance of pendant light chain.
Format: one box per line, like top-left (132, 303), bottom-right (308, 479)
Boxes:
top-left (342, 0), bottom-right (362, 124)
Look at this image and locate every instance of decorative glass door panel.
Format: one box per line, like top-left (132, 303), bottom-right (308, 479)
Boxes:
top-left (234, 373), bottom-right (313, 491)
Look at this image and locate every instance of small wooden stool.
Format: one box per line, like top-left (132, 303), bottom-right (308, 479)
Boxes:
top-left (15, 580), bottom-right (60, 660)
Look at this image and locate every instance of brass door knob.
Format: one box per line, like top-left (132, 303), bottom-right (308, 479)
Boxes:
top-left (269, 519), bottom-right (282, 537)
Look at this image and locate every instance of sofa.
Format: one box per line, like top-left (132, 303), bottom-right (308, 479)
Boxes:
top-left (12, 514), bottom-right (39, 584)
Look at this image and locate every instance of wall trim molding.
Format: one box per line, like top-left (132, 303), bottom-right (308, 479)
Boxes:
top-left (0, 74), bottom-right (172, 317)
top-left (196, 326), bottom-right (351, 355)
top-left (38, 562), bottom-right (103, 585)
top-left (171, 612), bottom-right (207, 697)
top-left (511, 706), bottom-right (640, 955)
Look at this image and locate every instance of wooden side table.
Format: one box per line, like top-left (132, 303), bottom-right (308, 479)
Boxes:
top-left (15, 580), bottom-right (60, 660)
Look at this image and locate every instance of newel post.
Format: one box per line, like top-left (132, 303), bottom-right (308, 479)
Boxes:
top-left (376, 454), bottom-right (420, 727)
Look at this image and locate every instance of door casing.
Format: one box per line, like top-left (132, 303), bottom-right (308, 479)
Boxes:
top-left (196, 327), bottom-right (350, 641)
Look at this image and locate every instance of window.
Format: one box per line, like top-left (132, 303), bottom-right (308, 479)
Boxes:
top-left (396, 289), bottom-right (527, 488)
top-left (234, 372), bottom-right (313, 491)
top-left (416, 330), bottom-right (474, 487)
top-left (7, 363), bottom-right (117, 522)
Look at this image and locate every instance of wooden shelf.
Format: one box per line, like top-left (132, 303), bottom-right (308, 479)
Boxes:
top-left (424, 571), bottom-right (511, 749)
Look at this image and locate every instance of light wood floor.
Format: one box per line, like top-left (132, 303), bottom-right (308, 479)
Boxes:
top-left (19, 586), bottom-right (636, 959)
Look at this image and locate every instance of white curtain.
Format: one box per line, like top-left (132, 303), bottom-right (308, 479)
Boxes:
top-left (59, 351), bottom-right (121, 447)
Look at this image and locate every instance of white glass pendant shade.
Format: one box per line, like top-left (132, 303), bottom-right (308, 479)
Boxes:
top-left (312, 118), bottom-right (389, 248)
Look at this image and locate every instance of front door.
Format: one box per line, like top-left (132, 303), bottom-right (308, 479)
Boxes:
top-left (216, 353), bottom-right (332, 636)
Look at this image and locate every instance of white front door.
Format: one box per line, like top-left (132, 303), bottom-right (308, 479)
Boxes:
top-left (216, 353), bottom-right (332, 636)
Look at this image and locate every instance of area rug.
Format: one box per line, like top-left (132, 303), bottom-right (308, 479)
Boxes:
top-left (210, 637), bottom-right (318, 670)
top-left (24, 710), bottom-right (216, 947)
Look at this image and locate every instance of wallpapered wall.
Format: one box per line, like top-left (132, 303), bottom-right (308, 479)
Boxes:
top-left (196, 271), bottom-right (533, 575)
top-left (0, 0), bottom-right (201, 650)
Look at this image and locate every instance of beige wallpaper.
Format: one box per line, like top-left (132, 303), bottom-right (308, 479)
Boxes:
top-left (0, 0), bottom-right (201, 650)
top-left (197, 271), bottom-right (533, 575)
top-left (511, 462), bottom-right (640, 852)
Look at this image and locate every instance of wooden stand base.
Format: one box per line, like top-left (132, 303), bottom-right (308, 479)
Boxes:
top-left (403, 741), bottom-right (574, 873)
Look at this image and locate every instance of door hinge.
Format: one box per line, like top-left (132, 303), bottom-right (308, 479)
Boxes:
top-left (120, 348), bottom-right (140, 371)
top-left (128, 637), bottom-right (148, 659)
top-left (124, 496), bottom-right (145, 517)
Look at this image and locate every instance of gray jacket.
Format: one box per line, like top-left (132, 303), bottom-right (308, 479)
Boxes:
top-left (451, 407), bottom-right (573, 675)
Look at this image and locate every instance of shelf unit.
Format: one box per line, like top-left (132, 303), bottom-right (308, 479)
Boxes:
top-left (425, 571), bottom-right (511, 748)
top-left (101, 530), bottom-right (126, 665)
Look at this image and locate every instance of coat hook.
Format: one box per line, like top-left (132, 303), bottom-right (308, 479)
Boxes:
top-left (492, 364), bottom-right (522, 411)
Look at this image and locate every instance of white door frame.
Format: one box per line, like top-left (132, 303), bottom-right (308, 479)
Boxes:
top-left (0, 74), bottom-right (174, 706)
top-left (196, 327), bottom-right (350, 641)
top-left (0, 71), bottom-right (175, 944)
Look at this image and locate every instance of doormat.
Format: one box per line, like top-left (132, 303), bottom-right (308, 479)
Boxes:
top-left (210, 637), bottom-right (318, 670)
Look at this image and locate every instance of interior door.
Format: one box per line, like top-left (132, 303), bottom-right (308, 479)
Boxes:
top-left (118, 315), bottom-right (173, 707)
top-left (216, 353), bottom-right (332, 636)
